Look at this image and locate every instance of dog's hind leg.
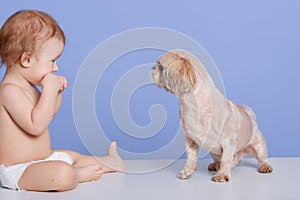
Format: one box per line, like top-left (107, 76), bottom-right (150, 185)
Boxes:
top-left (179, 136), bottom-right (198, 179)
top-left (208, 153), bottom-right (221, 172)
top-left (247, 131), bottom-right (273, 173)
top-left (243, 106), bottom-right (273, 173)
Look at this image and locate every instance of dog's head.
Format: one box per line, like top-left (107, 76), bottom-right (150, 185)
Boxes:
top-left (151, 51), bottom-right (197, 95)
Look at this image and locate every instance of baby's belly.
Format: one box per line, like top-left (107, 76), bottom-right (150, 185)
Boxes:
top-left (0, 131), bottom-right (52, 166)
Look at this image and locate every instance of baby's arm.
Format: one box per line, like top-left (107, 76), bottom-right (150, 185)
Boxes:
top-left (0, 73), bottom-right (63, 136)
top-left (54, 75), bottom-right (67, 114)
top-left (55, 91), bottom-right (63, 114)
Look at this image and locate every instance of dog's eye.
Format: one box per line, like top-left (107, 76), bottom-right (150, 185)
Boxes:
top-left (158, 64), bottom-right (164, 71)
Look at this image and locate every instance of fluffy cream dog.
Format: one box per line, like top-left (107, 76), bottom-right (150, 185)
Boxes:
top-left (151, 49), bottom-right (273, 182)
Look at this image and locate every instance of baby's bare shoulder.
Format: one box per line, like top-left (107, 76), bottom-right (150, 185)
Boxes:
top-left (0, 83), bottom-right (26, 104)
top-left (0, 82), bottom-right (24, 94)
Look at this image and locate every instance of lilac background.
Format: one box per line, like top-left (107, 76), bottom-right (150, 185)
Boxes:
top-left (1, 1), bottom-right (299, 158)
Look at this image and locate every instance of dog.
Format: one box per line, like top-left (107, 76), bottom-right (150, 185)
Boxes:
top-left (151, 49), bottom-right (273, 182)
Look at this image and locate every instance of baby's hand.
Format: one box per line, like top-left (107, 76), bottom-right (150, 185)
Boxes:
top-left (57, 75), bottom-right (67, 91)
top-left (40, 73), bottom-right (63, 92)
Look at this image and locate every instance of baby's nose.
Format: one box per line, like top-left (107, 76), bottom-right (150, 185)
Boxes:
top-left (53, 65), bottom-right (59, 72)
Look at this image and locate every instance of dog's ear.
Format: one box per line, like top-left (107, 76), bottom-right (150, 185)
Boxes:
top-left (179, 58), bottom-right (197, 89)
top-left (176, 58), bottom-right (196, 93)
top-left (165, 57), bottom-right (197, 94)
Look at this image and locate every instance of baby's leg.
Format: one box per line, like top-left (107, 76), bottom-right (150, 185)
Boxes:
top-left (76, 165), bottom-right (103, 182)
top-left (18, 161), bottom-right (77, 192)
top-left (60, 141), bottom-right (124, 173)
top-left (98, 141), bottom-right (125, 172)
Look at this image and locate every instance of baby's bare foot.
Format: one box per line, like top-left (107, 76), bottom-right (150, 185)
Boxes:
top-left (76, 165), bottom-right (103, 183)
top-left (98, 141), bottom-right (125, 173)
top-left (107, 141), bottom-right (125, 172)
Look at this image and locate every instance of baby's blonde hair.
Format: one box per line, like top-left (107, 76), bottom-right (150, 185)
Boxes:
top-left (0, 10), bottom-right (66, 68)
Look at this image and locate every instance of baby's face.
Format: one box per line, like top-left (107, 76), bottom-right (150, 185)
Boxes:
top-left (28, 37), bottom-right (64, 85)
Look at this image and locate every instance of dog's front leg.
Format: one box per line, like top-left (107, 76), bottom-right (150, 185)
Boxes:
top-left (179, 136), bottom-right (198, 179)
top-left (211, 136), bottom-right (237, 182)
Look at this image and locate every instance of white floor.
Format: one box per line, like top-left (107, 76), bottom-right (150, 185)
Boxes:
top-left (0, 158), bottom-right (299, 200)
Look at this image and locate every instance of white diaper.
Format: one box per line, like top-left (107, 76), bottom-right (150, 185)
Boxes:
top-left (0, 152), bottom-right (73, 190)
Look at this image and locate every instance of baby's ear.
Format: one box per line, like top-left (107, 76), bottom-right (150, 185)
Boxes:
top-left (20, 52), bottom-right (32, 68)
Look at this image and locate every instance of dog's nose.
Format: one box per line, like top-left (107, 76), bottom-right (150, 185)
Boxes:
top-left (152, 65), bottom-right (156, 70)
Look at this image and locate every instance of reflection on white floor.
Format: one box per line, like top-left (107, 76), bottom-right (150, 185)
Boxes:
top-left (0, 158), bottom-right (299, 200)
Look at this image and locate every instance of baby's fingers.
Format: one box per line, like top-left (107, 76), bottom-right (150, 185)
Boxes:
top-left (62, 76), bottom-right (68, 88)
top-left (58, 76), bottom-right (67, 91)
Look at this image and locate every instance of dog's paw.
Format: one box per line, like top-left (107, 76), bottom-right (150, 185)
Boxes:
top-left (258, 163), bottom-right (273, 173)
top-left (211, 173), bottom-right (230, 182)
top-left (208, 162), bottom-right (220, 172)
top-left (178, 166), bottom-right (196, 180)
top-left (178, 171), bottom-right (192, 180)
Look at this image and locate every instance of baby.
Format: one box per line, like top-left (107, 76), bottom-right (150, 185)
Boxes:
top-left (0, 10), bottom-right (124, 191)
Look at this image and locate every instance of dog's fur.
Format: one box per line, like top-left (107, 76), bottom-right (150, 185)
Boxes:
top-left (151, 49), bottom-right (273, 182)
